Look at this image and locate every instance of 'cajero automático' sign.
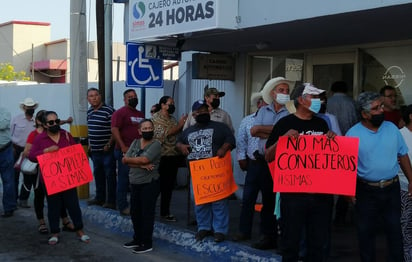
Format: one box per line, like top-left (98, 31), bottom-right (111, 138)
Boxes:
top-left (128, 0), bottom-right (237, 41)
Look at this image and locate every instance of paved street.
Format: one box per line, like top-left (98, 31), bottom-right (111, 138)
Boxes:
top-left (0, 202), bottom-right (194, 262)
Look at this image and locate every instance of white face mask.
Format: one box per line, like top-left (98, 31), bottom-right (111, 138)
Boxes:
top-left (275, 93), bottom-right (290, 105)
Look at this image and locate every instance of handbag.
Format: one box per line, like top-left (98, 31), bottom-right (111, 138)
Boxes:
top-left (20, 157), bottom-right (38, 175)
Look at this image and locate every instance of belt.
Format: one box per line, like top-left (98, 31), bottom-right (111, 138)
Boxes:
top-left (358, 176), bottom-right (399, 188)
top-left (0, 141), bottom-right (12, 152)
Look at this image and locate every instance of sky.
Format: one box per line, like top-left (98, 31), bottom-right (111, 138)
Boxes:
top-left (0, 0), bottom-right (125, 43)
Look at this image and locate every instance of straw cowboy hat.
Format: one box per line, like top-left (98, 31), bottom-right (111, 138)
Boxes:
top-left (261, 77), bottom-right (294, 104)
top-left (19, 97), bottom-right (39, 110)
top-left (250, 92), bottom-right (263, 105)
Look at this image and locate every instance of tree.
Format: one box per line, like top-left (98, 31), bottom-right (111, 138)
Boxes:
top-left (0, 63), bottom-right (30, 81)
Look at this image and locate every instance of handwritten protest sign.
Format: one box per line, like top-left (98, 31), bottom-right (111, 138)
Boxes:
top-left (37, 144), bottom-right (93, 195)
top-left (189, 153), bottom-right (238, 205)
top-left (268, 135), bottom-right (359, 196)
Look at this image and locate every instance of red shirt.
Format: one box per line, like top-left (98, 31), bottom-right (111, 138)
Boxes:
top-left (111, 106), bottom-right (144, 148)
top-left (384, 109), bottom-right (402, 128)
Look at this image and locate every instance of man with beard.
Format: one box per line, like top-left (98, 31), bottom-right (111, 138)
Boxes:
top-left (10, 97), bottom-right (38, 207)
top-left (346, 91), bottom-right (412, 261)
top-left (183, 86), bottom-right (234, 133)
top-left (111, 89), bottom-right (144, 216)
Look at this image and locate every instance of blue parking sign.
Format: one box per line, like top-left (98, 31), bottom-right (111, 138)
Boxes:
top-left (126, 42), bottom-right (163, 88)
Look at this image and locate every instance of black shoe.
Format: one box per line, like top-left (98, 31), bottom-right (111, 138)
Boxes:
top-left (232, 233), bottom-right (251, 242)
top-left (123, 240), bottom-right (140, 249)
top-left (251, 236), bottom-right (277, 250)
top-left (102, 203), bottom-right (116, 210)
top-left (214, 232), bottom-right (225, 243)
top-left (132, 244), bottom-right (152, 254)
top-left (1, 211), bottom-right (13, 218)
top-left (87, 199), bottom-right (105, 206)
top-left (161, 214), bottom-right (177, 222)
top-left (195, 230), bottom-right (212, 241)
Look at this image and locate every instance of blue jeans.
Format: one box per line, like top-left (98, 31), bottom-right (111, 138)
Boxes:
top-left (114, 149), bottom-right (130, 211)
top-left (280, 193), bottom-right (333, 262)
top-left (45, 187), bottom-right (83, 234)
top-left (195, 198), bottom-right (229, 234)
top-left (238, 159), bottom-right (277, 237)
top-left (355, 179), bottom-right (403, 262)
top-left (0, 143), bottom-right (17, 213)
top-left (90, 151), bottom-right (116, 205)
top-left (130, 179), bottom-right (160, 246)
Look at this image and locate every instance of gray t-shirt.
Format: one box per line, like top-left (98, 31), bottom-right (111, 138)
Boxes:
top-left (126, 138), bottom-right (161, 184)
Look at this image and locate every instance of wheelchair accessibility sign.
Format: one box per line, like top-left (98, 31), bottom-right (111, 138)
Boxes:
top-left (126, 42), bottom-right (163, 88)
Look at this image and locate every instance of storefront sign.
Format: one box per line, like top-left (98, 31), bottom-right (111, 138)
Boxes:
top-left (128, 0), bottom-right (238, 41)
top-left (268, 135), bottom-right (359, 196)
top-left (192, 53), bottom-right (235, 80)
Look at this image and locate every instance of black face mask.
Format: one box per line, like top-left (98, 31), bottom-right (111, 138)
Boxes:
top-left (195, 113), bottom-right (211, 124)
top-left (128, 98), bottom-right (138, 108)
top-left (48, 125), bottom-right (60, 134)
top-left (370, 113), bottom-right (385, 127)
top-left (26, 109), bottom-right (35, 117)
top-left (167, 104), bottom-right (175, 114)
top-left (141, 131), bottom-right (154, 140)
top-left (211, 98), bottom-right (220, 109)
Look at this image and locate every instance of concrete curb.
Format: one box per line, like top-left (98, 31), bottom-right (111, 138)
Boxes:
top-left (80, 201), bottom-right (281, 262)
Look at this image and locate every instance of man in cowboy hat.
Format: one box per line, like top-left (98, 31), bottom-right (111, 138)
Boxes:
top-left (248, 76), bottom-right (293, 250)
top-left (233, 92), bottom-right (268, 242)
top-left (10, 97), bottom-right (38, 207)
top-left (183, 86), bottom-right (234, 133)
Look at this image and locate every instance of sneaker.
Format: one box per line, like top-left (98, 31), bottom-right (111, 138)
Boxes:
top-left (123, 240), bottom-right (140, 249)
top-left (232, 233), bottom-right (251, 242)
top-left (161, 214), bottom-right (177, 222)
top-left (251, 236), bottom-right (277, 250)
top-left (120, 208), bottom-right (130, 216)
top-left (102, 203), bottom-right (116, 210)
top-left (132, 244), bottom-right (152, 254)
top-left (195, 230), bottom-right (212, 241)
top-left (87, 199), bottom-right (104, 206)
top-left (1, 210), bottom-right (13, 218)
top-left (214, 232), bottom-right (225, 243)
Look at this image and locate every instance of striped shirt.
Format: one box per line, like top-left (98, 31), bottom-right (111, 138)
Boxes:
top-left (87, 104), bottom-right (115, 152)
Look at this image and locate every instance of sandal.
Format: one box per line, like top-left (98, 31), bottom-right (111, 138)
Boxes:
top-left (48, 236), bottom-right (59, 245)
top-left (38, 223), bottom-right (49, 234)
top-left (62, 221), bottom-right (75, 232)
top-left (78, 234), bottom-right (90, 243)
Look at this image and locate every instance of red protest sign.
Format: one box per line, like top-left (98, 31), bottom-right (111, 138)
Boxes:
top-left (37, 144), bottom-right (93, 195)
top-left (268, 135), bottom-right (359, 196)
top-left (189, 153), bottom-right (238, 205)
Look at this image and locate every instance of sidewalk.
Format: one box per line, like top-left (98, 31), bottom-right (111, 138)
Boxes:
top-left (81, 185), bottom-right (283, 261)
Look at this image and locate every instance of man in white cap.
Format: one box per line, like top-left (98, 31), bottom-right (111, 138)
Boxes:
top-left (265, 83), bottom-right (336, 262)
top-left (249, 76), bottom-right (293, 250)
top-left (10, 97), bottom-right (38, 207)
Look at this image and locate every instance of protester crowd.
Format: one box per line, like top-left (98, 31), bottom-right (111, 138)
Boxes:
top-left (0, 80), bottom-right (412, 261)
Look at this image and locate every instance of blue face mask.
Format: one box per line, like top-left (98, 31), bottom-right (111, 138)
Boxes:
top-left (309, 98), bottom-right (321, 113)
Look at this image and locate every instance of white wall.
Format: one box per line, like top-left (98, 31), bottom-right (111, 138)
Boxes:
top-left (238, 0), bottom-right (412, 28)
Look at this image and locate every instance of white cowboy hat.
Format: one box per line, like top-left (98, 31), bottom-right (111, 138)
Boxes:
top-left (261, 77), bottom-right (294, 104)
top-left (19, 97), bottom-right (39, 110)
top-left (250, 92), bottom-right (263, 105)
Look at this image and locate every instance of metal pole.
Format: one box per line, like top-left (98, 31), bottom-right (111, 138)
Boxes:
top-left (70, 0), bottom-right (89, 199)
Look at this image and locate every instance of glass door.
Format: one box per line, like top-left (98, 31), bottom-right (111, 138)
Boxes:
top-left (305, 51), bottom-right (358, 97)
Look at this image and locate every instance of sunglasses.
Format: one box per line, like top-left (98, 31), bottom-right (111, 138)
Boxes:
top-left (47, 119), bottom-right (61, 125)
top-left (150, 110), bottom-right (156, 113)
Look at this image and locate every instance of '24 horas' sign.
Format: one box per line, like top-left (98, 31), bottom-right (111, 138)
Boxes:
top-left (128, 0), bottom-right (237, 41)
